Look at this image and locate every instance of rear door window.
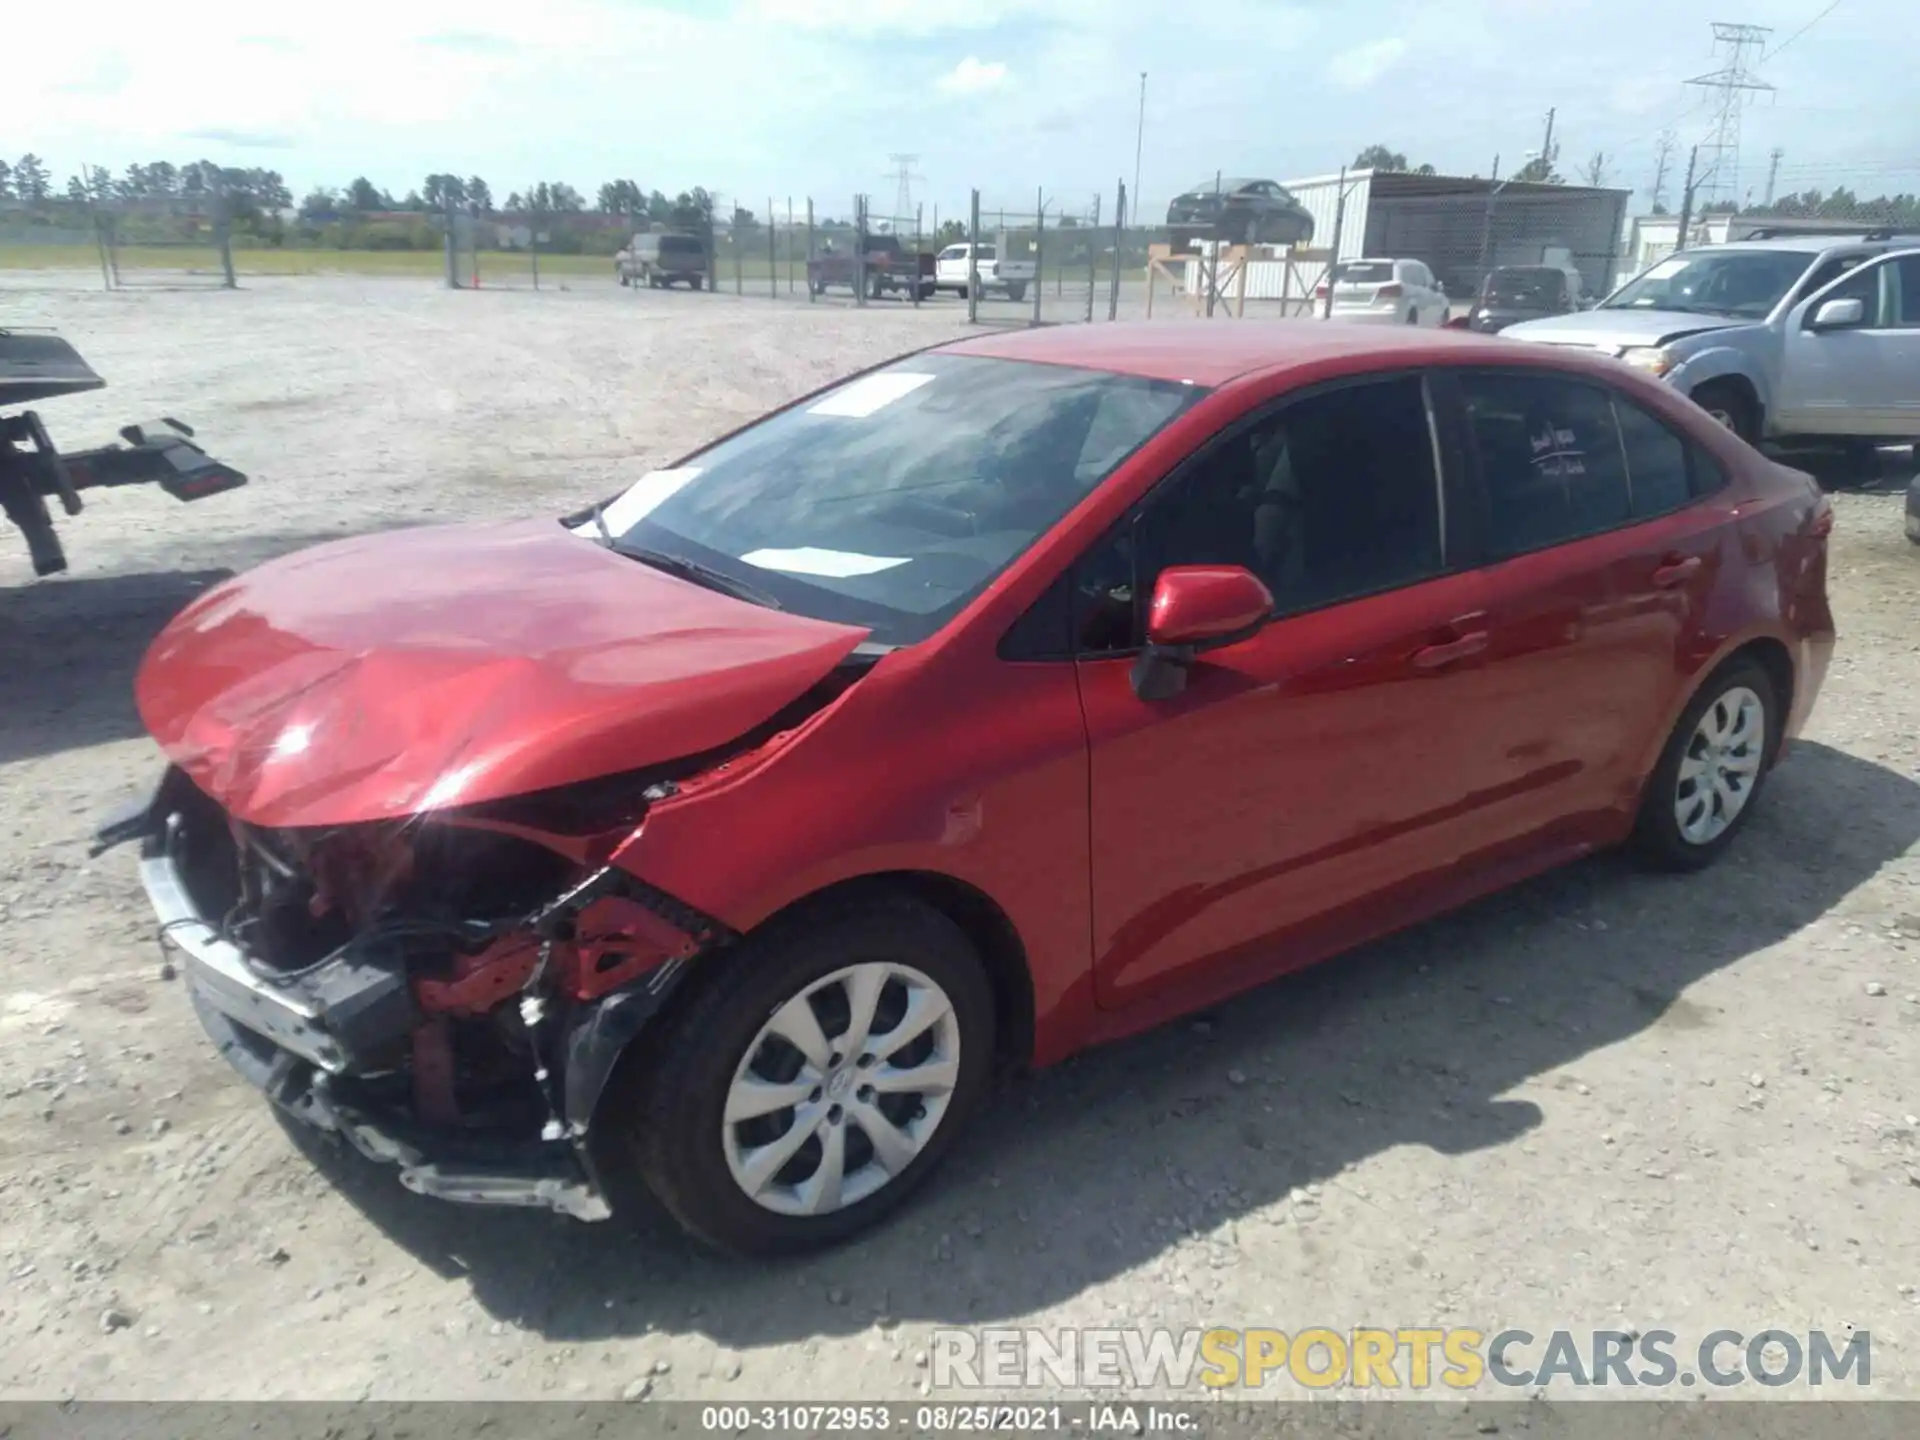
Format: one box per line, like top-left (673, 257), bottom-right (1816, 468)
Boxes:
top-left (1459, 372), bottom-right (1632, 555)
top-left (1613, 398), bottom-right (1692, 516)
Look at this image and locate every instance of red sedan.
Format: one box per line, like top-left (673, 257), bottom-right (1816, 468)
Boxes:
top-left (106, 321), bottom-right (1835, 1254)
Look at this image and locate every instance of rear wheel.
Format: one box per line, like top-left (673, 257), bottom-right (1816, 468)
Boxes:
top-left (1691, 380), bottom-right (1760, 447)
top-left (1006, 281), bottom-right (1027, 303)
top-left (1407, 307), bottom-right (1420, 325)
top-left (1632, 658), bottom-right (1778, 872)
top-left (600, 896), bottom-right (995, 1255)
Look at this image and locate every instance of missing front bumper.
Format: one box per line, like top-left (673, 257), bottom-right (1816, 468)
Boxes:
top-left (187, 982), bottom-right (612, 1222)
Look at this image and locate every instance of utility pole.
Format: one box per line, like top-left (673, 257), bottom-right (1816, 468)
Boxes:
top-left (1674, 145), bottom-right (1700, 255)
top-left (1132, 72), bottom-right (1147, 227)
top-left (1650, 130), bottom-right (1677, 213)
top-left (1478, 154), bottom-right (1501, 280)
top-left (1763, 146), bottom-right (1784, 206)
top-left (1540, 108), bottom-right (1556, 175)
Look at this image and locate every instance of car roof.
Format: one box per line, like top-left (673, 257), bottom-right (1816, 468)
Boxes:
top-left (1181, 177), bottom-right (1266, 194)
top-left (1685, 236), bottom-right (1881, 255)
top-left (940, 320), bottom-right (1602, 388)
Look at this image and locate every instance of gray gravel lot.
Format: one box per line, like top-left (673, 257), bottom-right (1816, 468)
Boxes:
top-left (1, 273), bottom-right (1917, 1402)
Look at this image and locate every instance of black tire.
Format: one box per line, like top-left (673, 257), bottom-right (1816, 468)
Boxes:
top-left (1407, 308), bottom-right (1420, 326)
top-left (690, 276), bottom-right (704, 291)
top-left (1006, 282), bottom-right (1027, 303)
top-left (1691, 380), bottom-right (1760, 447)
top-left (1631, 657), bottom-right (1779, 872)
top-left (598, 894), bottom-right (996, 1256)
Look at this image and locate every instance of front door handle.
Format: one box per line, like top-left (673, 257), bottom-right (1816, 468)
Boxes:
top-left (1411, 631), bottom-right (1489, 671)
top-left (1652, 554), bottom-right (1702, 588)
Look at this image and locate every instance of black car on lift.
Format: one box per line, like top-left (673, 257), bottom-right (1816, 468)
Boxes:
top-left (1166, 178), bottom-right (1315, 247)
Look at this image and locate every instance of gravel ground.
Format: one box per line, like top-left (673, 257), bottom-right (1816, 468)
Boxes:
top-left (1, 274), bottom-right (1918, 1404)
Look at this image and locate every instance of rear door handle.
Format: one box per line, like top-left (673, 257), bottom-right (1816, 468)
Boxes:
top-left (1411, 631), bottom-right (1489, 671)
top-left (1652, 554), bottom-right (1703, 588)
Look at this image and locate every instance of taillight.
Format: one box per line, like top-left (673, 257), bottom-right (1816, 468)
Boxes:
top-left (1810, 495), bottom-right (1834, 536)
top-left (1313, 284), bottom-right (1328, 298)
top-left (1376, 282), bottom-right (1404, 298)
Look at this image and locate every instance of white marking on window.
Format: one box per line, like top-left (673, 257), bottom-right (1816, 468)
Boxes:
top-left (569, 467), bottom-right (702, 537)
top-left (740, 547), bottom-right (912, 578)
top-left (806, 372), bottom-right (935, 418)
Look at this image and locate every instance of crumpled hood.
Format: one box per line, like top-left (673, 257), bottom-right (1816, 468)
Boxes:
top-left (1502, 307), bottom-right (1741, 351)
top-left (136, 519), bottom-right (871, 828)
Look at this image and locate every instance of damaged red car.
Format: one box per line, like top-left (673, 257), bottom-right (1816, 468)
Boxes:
top-left (102, 322), bottom-right (1835, 1254)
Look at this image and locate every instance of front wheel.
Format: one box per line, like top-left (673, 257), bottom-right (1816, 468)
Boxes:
top-left (1632, 658), bottom-right (1779, 872)
top-left (1407, 307), bottom-right (1420, 326)
top-left (601, 896), bottom-right (996, 1255)
top-left (1691, 380), bottom-right (1760, 447)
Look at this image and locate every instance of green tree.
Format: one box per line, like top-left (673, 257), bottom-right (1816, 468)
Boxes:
top-left (0, 159), bottom-right (12, 199)
top-left (300, 187), bottom-right (339, 221)
top-left (423, 173), bottom-right (466, 210)
top-left (466, 176), bottom-right (493, 213)
top-left (14, 153), bottom-right (51, 202)
top-left (546, 182), bottom-right (585, 212)
top-left (346, 177), bottom-right (387, 212)
top-left (1352, 145), bottom-right (1409, 172)
top-left (598, 179), bottom-right (644, 215)
top-left (65, 173), bottom-right (88, 202)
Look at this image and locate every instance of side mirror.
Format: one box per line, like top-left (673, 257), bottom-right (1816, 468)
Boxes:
top-left (1810, 297), bottom-right (1866, 331)
top-left (1130, 565), bottom-right (1275, 701)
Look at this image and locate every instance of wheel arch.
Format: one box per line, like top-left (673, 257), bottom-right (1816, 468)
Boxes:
top-left (1680, 362), bottom-right (1768, 436)
top-left (642, 869), bottom-right (1038, 1074)
top-left (1634, 631), bottom-right (1798, 797)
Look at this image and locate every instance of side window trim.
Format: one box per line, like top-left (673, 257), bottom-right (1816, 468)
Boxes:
top-left (1070, 368), bottom-right (1457, 657)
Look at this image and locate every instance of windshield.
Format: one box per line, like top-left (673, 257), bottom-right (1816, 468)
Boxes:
top-left (1604, 250), bottom-right (1813, 317)
top-left (1484, 268), bottom-right (1563, 304)
top-left (583, 354), bottom-right (1205, 646)
top-left (659, 236), bottom-right (702, 257)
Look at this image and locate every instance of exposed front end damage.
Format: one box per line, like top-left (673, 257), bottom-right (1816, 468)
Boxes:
top-left (104, 766), bottom-right (734, 1222)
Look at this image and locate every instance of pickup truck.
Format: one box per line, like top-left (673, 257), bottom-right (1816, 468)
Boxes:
top-left (932, 242), bottom-right (1034, 303)
top-left (1504, 232), bottom-right (1920, 460)
top-left (807, 235), bottom-right (935, 300)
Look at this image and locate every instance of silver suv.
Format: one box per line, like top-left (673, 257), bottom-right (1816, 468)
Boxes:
top-left (1503, 231), bottom-right (1920, 452)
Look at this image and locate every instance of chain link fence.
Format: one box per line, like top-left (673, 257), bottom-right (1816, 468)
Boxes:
top-left (7, 170), bottom-right (1914, 322)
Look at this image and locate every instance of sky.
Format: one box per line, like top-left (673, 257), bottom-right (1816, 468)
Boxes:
top-left (5, 0), bottom-right (1913, 222)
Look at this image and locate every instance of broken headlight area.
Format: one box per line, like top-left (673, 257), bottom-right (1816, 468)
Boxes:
top-left (122, 767), bottom-right (730, 1221)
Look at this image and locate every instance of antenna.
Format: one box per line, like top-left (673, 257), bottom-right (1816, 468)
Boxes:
top-left (885, 153), bottom-right (925, 226)
top-left (1685, 21), bottom-right (1774, 208)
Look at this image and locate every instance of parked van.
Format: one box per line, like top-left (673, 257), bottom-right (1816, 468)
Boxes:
top-left (617, 233), bottom-right (709, 290)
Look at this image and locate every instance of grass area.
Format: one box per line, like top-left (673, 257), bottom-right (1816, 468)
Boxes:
top-left (5, 242), bottom-right (1121, 289)
top-left (0, 243), bottom-right (615, 278)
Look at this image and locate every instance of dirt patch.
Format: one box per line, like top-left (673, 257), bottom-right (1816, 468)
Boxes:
top-left (1, 275), bottom-right (1917, 1402)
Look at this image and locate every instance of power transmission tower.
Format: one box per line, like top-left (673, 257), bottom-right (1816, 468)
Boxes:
top-left (1686, 22), bottom-right (1774, 208)
top-left (1763, 146), bottom-right (1784, 205)
top-left (885, 153), bottom-right (924, 227)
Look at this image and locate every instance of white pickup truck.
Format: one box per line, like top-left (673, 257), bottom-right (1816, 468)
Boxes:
top-left (933, 242), bottom-right (1033, 302)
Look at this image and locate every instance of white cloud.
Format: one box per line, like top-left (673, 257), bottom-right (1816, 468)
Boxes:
top-left (747, 0), bottom-right (1038, 33)
top-left (937, 57), bottom-right (1011, 96)
top-left (1326, 36), bottom-right (1407, 89)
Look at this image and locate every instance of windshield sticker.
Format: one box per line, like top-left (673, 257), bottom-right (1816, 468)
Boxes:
top-left (740, 546), bottom-right (912, 578)
top-left (569, 467), bottom-right (702, 536)
top-left (807, 372), bottom-right (935, 419)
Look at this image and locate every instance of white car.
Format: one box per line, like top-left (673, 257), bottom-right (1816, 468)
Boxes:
top-left (934, 243), bottom-right (1033, 302)
top-left (1319, 258), bottom-right (1450, 326)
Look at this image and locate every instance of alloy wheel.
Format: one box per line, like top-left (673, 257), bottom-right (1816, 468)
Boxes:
top-left (1674, 685), bottom-right (1766, 845)
top-left (721, 962), bottom-right (961, 1217)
